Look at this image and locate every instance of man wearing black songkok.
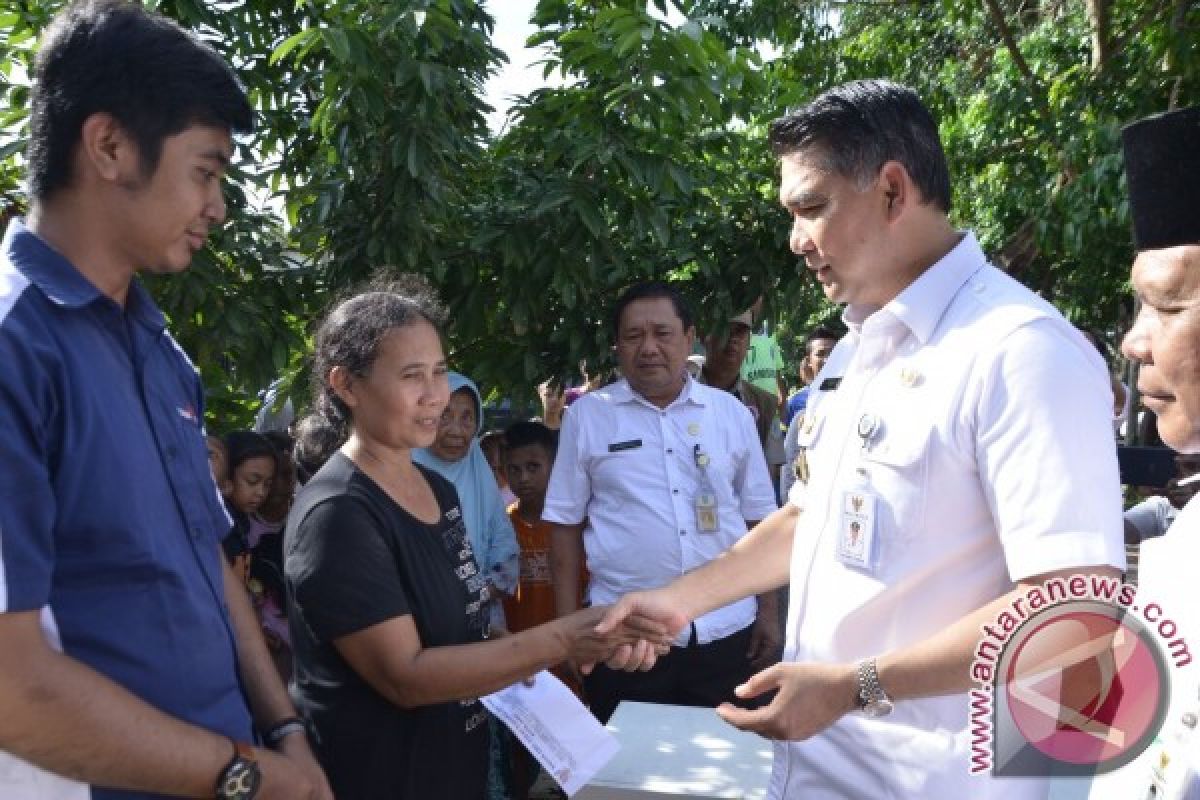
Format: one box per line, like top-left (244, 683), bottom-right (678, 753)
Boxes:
top-left (1092, 104), bottom-right (1200, 797)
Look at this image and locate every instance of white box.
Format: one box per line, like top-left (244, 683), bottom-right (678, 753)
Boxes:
top-left (575, 702), bottom-right (773, 799)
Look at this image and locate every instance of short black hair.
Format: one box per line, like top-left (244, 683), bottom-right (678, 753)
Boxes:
top-left (309, 275), bottom-right (446, 440)
top-left (292, 413), bottom-right (344, 484)
top-left (804, 325), bottom-right (842, 354)
top-left (223, 430), bottom-right (278, 475)
top-left (768, 80), bottom-right (952, 212)
top-left (609, 281), bottom-right (694, 340)
top-left (505, 420), bottom-right (558, 457)
top-left (28, 0), bottom-right (253, 201)
top-left (261, 430), bottom-right (294, 454)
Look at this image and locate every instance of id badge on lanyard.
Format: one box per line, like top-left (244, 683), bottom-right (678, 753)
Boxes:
top-left (694, 444), bottom-right (719, 533)
top-left (836, 413), bottom-right (882, 572)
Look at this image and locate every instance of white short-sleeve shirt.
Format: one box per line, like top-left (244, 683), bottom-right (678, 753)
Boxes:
top-left (1088, 495), bottom-right (1200, 799)
top-left (772, 233), bottom-right (1126, 799)
top-left (543, 377), bottom-right (778, 644)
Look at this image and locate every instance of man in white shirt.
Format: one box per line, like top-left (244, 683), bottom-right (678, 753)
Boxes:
top-left (546, 281), bottom-right (780, 723)
top-left (1088, 104), bottom-right (1200, 799)
top-left (594, 80), bottom-right (1125, 798)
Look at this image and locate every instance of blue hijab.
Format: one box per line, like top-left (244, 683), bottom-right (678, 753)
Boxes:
top-left (414, 372), bottom-right (519, 597)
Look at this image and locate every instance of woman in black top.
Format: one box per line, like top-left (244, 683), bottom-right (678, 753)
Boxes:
top-left (285, 282), bottom-right (665, 799)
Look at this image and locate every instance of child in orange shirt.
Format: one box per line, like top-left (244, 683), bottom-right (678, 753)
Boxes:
top-left (501, 420), bottom-right (569, 636)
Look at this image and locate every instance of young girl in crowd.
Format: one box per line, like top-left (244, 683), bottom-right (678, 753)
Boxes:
top-left (246, 431), bottom-right (297, 681)
top-left (220, 431), bottom-right (277, 581)
top-left (284, 281), bottom-right (666, 799)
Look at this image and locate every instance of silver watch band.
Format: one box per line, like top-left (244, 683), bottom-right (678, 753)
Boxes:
top-left (856, 658), bottom-right (887, 706)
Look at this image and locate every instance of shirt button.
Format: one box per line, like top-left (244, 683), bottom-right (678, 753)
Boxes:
top-left (672, 489), bottom-right (679, 494)
top-left (679, 530), bottom-right (686, 536)
top-left (666, 448), bottom-right (673, 454)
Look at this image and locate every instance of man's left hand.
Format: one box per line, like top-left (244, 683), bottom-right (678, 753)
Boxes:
top-left (716, 661), bottom-right (858, 741)
top-left (276, 731), bottom-right (334, 800)
top-left (746, 611), bottom-right (783, 670)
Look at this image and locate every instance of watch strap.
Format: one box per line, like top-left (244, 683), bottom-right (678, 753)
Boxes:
top-left (215, 739), bottom-right (260, 800)
top-left (856, 658), bottom-right (887, 707)
top-left (233, 740), bottom-right (256, 763)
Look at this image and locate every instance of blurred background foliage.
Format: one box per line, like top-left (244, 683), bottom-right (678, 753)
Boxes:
top-left (1, 0), bottom-right (1196, 426)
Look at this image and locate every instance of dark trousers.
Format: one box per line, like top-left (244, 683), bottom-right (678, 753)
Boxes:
top-left (583, 624), bottom-right (760, 724)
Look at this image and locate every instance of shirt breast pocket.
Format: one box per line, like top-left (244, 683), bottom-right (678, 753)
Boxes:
top-left (151, 371), bottom-right (230, 538)
top-left (588, 431), bottom-right (652, 497)
top-left (859, 425), bottom-right (930, 551)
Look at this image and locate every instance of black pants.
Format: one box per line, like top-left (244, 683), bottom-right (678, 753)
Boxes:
top-left (583, 624), bottom-right (761, 724)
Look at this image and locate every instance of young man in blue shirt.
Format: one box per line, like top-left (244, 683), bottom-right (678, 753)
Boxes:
top-left (0, 3), bottom-right (330, 798)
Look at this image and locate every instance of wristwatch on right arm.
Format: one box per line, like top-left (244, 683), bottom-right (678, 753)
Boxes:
top-left (855, 658), bottom-right (894, 718)
top-left (215, 739), bottom-right (261, 800)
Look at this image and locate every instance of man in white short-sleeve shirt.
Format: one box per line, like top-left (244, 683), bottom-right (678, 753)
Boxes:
top-left (595, 80), bottom-right (1125, 799)
top-left (1087, 105), bottom-right (1200, 800)
top-left (545, 281), bottom-right (780, 723)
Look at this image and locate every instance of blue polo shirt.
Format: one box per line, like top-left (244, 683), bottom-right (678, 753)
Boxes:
top-left (0, 221), bottom-right (252, 795)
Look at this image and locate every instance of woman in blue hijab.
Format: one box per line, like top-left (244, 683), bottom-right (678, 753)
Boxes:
top-left (414, 372), bottom-right (520, 626)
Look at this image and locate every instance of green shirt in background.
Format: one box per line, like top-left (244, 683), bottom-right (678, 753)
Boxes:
top-left (741, 332), bottom-right (785, 397)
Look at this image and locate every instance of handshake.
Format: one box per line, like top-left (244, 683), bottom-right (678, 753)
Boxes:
top-left (546, 587), bottom-right (850, 743)
top-left (552, 588), bottom-right (691, 674)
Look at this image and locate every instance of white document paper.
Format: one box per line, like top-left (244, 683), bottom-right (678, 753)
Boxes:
top-left (482, 671), bottom-right (619, 796)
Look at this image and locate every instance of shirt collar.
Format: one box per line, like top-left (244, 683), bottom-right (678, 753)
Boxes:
top-left (3, 219), bottom-right (166, 332)
top-left (842, 231), bottom-right (985, 345)
top-left (611, 375), bottom-right (706, 409)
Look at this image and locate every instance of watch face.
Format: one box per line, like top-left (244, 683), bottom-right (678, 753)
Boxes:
top-left (862, 698), bottom-right (894, 719)
top-left (218, 760), bottom-right (261, 800)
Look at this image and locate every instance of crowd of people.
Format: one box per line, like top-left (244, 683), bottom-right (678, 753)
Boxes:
top-left (1, 3), bottom-right (1198, 800)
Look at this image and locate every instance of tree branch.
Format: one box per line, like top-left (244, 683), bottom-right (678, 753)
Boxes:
top-left (981, 0), bottom-right (1045, 108)
top-left (1084, 0), bottom-right (1111, 73)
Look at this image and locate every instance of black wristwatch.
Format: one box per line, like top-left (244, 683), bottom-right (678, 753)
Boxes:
top-left (215, 739), bottom-right (261, 800)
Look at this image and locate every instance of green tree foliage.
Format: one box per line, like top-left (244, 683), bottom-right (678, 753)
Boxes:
top-left (441, 1), bottom-right (803, 394)
top-left (689, 0), bottom-right (1198, 352)
top-left (2, 0), bottom-right (1197, 422)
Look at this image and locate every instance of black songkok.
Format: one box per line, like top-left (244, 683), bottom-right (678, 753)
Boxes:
top-left (1121, 105), bottom-right (1200, 251)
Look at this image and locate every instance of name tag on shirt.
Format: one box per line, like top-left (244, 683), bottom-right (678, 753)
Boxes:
top-left (819, 377), bottom-right (842, 391)
top-left (836, 488), bottom-right (878, 571)
top-left (608, 439), bottom-right (642, 452)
